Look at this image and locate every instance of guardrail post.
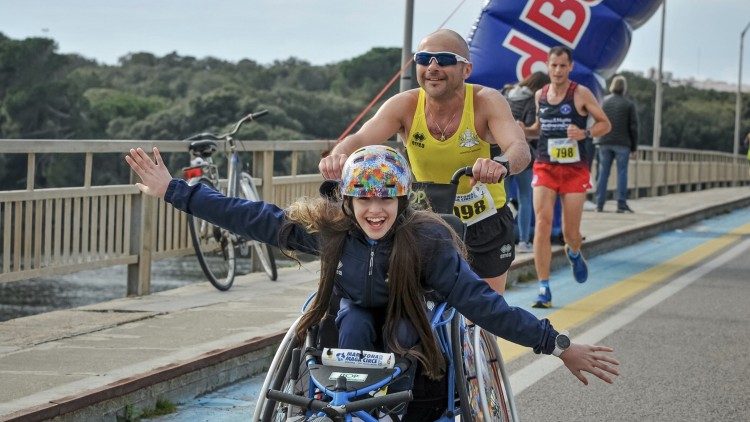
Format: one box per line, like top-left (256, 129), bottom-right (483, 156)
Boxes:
top-left (262, 150), bottom-right (275, 204)
top-left (650, 148), bottom-right (658, 197)
top-left (127, 184), bottom-right (155, 296)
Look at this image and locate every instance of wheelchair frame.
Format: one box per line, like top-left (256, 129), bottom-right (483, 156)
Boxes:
top-left (253, 300), bottom-right (519, 421)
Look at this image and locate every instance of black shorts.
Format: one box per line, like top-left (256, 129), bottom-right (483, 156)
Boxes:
top-left (464, 205), bottom-right (515, 278)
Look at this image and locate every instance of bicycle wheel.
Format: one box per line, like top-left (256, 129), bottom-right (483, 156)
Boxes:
top-left (239, 172), bottom-right (278, 281)
top-left (188, 179), bottom-right (237, 290)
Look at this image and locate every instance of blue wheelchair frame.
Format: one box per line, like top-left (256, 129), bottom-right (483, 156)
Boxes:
top-left (255, 295), bottom-right (517, 421)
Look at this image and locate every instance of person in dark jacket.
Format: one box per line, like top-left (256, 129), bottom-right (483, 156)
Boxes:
top-left (125, 144), bottom-right (619, 388)
top-left (595, 75), bottom-right (639, 213)
top-left (504, 71), bottom-right (550, 253)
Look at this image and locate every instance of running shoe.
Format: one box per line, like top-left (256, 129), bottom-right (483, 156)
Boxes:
top-left (617, 204), bottom-right (635, 213)
top-left (565, 245), bottom-right (588, 283)
top-left (517, 241), bottom-right (533, 253)
top-left (532, 284), bottom-right (552, 308)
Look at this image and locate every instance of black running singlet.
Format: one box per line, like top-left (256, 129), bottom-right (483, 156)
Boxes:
top-left (536, 82), bottom-right (589, 167)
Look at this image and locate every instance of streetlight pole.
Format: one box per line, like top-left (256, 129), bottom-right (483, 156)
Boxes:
top-left (400, 0), bottom-right (415, 92)
top-left (651, 0), bottom-right (666, 196)
top-left (733, 22), bottom-right (750, 156)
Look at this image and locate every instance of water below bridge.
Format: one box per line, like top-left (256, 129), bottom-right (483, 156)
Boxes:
top-left (0, 254), bottom-right (296, 322)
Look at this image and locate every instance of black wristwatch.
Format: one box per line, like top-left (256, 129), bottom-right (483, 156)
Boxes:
top-left (492, 154), bottom-right (511, 176)
top-left (584, 128), bottom-right (592, 139)
top-left (552, 331), bottom-right (571, 357)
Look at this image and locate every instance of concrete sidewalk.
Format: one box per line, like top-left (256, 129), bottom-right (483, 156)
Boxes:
top-left (1, 187), bottom-right (749, 421)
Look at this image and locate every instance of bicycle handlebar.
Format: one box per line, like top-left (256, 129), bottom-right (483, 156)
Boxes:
top-left (182, 110), bottom-right (268, 142)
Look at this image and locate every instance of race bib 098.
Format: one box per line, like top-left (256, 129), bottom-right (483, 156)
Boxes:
top-left (453, 184), bottom-right (496, 226)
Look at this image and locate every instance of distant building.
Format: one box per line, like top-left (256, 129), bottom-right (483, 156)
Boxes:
top-left (643, 67), bottom-right (750, 93)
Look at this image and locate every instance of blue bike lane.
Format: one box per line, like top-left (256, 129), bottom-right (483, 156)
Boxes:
top-left (153, 207), bottom-right (750, 421)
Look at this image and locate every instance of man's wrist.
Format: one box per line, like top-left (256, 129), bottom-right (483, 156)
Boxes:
top-left (584, 128), bottom-right (592, 139)
top-left (492, 155), bottom-right (511, 176)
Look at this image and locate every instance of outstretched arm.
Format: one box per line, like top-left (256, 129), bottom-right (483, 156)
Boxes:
top-left (124, 147), bottom-right (172, 198)
top-left (124, 147), bottom-right (319, 253)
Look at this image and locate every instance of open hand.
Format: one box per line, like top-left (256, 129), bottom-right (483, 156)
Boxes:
top-left (124, 147), bottom-right (173, 198)
top-left (560, 343), bottom-right (620, 385)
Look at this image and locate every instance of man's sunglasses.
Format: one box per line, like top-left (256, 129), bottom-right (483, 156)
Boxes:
top-left (413, 51), bottom-right (470, 67)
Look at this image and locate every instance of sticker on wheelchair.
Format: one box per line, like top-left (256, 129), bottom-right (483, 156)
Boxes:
top-left (328, 372), bottom-right (369, 382)
top-left (547, 138), bottom-right (581, 163)
top-left (322, 348), bottom-right (395, 369)
top-left (453, 184), bottom-right (496, 226)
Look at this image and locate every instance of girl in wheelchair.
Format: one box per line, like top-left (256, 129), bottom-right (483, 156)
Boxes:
top-left (126, 145), bottom-right (619, 420)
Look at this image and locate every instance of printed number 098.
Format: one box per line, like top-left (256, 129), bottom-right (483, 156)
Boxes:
top-left (454, 200), bottom-right (487, 220)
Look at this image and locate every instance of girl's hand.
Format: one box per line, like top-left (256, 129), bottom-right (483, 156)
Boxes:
top-left (124, 147), bottom-right (173, 198)
top-left (559, 343), bottom-right (620, 385)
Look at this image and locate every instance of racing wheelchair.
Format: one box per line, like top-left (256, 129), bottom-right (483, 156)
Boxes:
top-left (252, 170), bottom-right (519, 421)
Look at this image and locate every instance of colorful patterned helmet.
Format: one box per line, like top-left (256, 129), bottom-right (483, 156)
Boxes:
top-left (340, 145), bottom-right (411, 198)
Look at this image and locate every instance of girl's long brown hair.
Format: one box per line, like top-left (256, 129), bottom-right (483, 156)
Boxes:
top-left (281, 196), bottom-right (465, 380)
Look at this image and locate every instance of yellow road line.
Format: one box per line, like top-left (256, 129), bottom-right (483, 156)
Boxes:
top-left (499, 223), bottom-right (750, 361)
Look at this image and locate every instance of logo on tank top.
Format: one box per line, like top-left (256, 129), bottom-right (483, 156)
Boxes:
top-left (560, 104), bottom-right (572, 115)
top-left (411, 132), bottom-right (426, 148)
top-left (458, 129), bottom-right (479, 148)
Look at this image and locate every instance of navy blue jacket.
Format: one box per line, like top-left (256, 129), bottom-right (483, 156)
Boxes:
top-left (165, 179), bottom-right (558, 354)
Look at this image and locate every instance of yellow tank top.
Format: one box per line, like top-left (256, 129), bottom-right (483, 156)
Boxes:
top-left (406, 84), bottom-right (507, 214)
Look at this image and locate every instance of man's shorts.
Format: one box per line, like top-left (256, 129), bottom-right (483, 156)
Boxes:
top-left (531, 161), bottom-right (592, 193)
top-left (464, 205), bottom-right (515, 278)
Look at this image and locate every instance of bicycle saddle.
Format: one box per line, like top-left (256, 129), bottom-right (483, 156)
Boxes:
top-left (188, 140), bottom-right (218, 157)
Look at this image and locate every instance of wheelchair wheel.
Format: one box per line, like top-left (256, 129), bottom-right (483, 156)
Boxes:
top-left (472, 330), bottom-right (513, 422)
top-left (254, 316), bottom-right (299, 421)
top-left (451, 316), bottom-right (476, 422)
top-left (259, 327), bottom-right (312, 421)
top-left (452, 317), bottom-right (516, 422)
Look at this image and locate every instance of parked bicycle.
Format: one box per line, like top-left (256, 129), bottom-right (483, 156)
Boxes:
top-left (181, 111), bottom-right (278, 290)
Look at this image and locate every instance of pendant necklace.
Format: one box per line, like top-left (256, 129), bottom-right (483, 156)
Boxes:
top-left (428, 108), bottom-right (457, 141)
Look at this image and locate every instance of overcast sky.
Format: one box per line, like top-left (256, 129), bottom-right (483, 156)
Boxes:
top-left (1, 0), bottom-right (748, 84)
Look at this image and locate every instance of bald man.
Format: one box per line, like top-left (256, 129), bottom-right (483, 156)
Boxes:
top-left (319, 29), bottom-right (530, 294)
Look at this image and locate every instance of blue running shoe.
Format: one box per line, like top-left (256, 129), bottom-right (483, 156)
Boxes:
top-left (532, 284), bottom-right (552, 308)
top-left (565, 245), bottom-right (588, 283)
